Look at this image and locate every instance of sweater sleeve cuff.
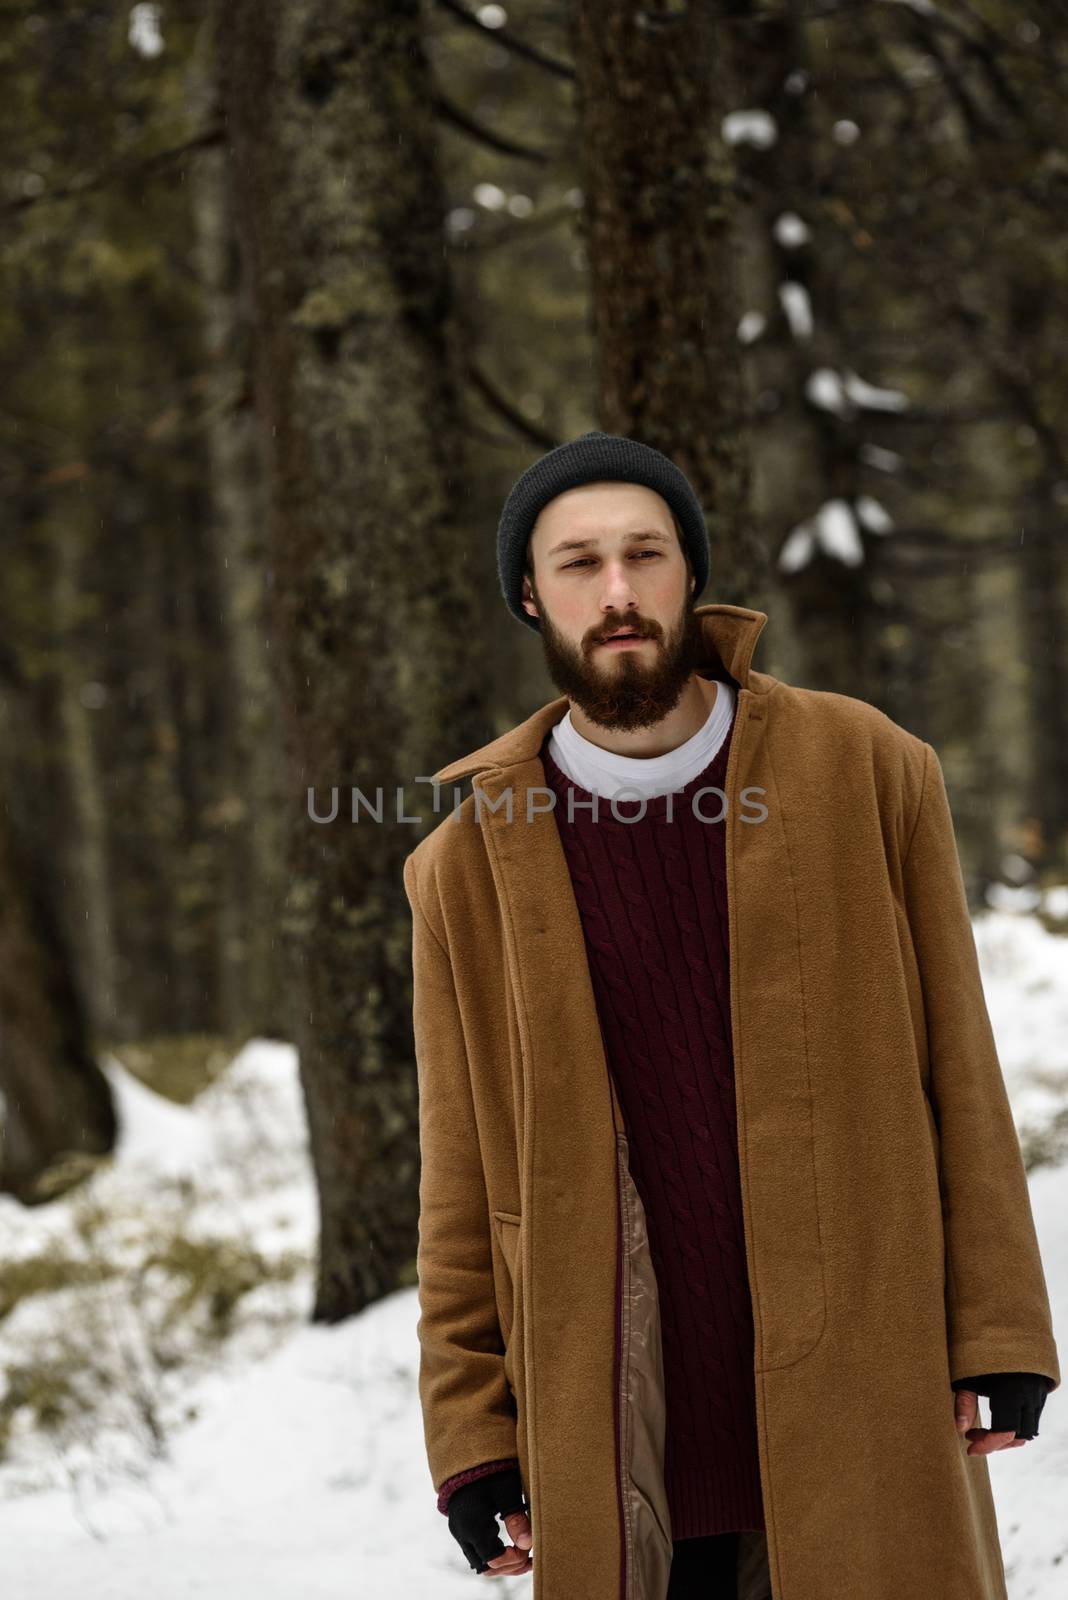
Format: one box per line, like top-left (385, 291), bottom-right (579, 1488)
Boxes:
top-left (436, 1457), bottom-right (522, 1516)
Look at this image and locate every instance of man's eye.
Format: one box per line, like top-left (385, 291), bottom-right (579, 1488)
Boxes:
top-left (562, 550), bottom-right (661, 569)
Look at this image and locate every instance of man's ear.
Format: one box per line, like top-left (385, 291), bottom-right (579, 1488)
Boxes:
top-left (521, 579), bottom-right (539, 620)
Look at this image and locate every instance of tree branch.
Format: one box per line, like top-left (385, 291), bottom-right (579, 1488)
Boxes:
top-left (432, 89), bottom-right (551, 163)
top-left (433, 0), bottom-right (575, 80)
top-left (4, 124), bottom-right (224, 215)
top-left (463, 358), bottom-right (559, 449)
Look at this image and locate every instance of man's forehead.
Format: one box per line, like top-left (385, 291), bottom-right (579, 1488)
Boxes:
top-left (532, 486), bottom-right (674, 542)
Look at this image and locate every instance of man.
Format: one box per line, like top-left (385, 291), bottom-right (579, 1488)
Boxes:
top-left (402, 431), bottom-right (1059, 1600)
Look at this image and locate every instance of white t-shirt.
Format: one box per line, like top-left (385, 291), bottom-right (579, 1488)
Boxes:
top-left (545, 678), bottom-right (736, 802)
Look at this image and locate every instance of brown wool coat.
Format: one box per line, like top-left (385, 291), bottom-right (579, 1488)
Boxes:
top-left (402, 603), bottom-right (1060, 1600)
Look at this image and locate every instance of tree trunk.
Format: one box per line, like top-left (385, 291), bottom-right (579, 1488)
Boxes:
top-left (0, 770), bottom-right (116, 1203)
top-left (217, 0), bottom-right (496, 1320)
top-left (186, 15), bottom-right (292, 1035)
top-left (1019, 514), bottom-right (1068, 879)
top-left (566, 0), bottom-right (764, 607)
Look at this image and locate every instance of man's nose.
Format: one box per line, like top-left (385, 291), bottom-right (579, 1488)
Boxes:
top-left (600, 563), bottom-right (639, 611)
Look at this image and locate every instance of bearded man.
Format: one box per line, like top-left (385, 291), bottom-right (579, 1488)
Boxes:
top-left (403, 431), bottom-right (1058, 1600)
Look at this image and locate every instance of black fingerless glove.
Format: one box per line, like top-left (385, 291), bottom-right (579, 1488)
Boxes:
top-left (951, 1371), bottom-right (1053, 1439)
top-left (446, 1465), bottom-right (529, 1574)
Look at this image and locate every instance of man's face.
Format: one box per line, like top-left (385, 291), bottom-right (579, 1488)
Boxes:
top-left (520, 482), bottom-right (704, 732)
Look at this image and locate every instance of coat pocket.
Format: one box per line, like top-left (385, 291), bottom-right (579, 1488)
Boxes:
top-left (491, 1210), bottom-right (522, 1347)
top-left (922, 1092), bottom-right (944, 1199)
top-left (923, 1091), bottom-right (940, 1159)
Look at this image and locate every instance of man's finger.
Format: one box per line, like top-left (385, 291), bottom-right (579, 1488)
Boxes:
top-left (484, 1547), bottom-right (533, 1577)
top-left (965, 1426), bottom-right (1021, 1455)
top-left (484, 1553), bottom-right (532, 1574)
top-left (954, 1388), bottom-right (979, 1432)
top-left (484, 1510), bottom-right (534, 1574)
top-left (503, 1510), bottom-right (533, 1551)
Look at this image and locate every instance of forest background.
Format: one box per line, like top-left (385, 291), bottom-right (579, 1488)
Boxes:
top-left (0, 2), bottom-right (1067, 1590)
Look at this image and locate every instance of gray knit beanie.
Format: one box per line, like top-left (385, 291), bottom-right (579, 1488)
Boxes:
top-left (496, 430), bottom-right (711, 631)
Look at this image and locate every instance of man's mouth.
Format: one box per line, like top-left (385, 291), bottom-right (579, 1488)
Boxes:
top-left (599, 628), bottom-right (643, 644)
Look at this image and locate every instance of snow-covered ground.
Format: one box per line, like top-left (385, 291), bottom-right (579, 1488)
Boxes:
top-left (1, 906), bottom-right (1066, 1598)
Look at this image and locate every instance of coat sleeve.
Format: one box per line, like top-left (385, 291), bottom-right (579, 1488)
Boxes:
top-left (901, 741), bottom-right (1060, 1393)
top-left (403, 851), bottom-right (520, 1494)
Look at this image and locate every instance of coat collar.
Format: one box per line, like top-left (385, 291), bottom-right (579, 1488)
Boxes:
top-left (430, 602), bottom-right (769, 784)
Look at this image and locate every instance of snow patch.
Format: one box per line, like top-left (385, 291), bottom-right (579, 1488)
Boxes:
top-left (723, 110), bottom-right (778, 149)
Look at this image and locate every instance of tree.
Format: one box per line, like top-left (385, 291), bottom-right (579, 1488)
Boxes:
top-left (0, 762), bottom-right (116, 1202)
top-left (217, 0), bottom-right (497, 1318)
top-left (567, 0), bottom-right (763, 607)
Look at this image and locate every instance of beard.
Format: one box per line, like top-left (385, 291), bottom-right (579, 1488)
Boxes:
top-left (531, 582), bottom-right (707, 733)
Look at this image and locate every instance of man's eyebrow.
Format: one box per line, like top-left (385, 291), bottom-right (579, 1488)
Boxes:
top-left (546, 528), bottom-right (673, 558)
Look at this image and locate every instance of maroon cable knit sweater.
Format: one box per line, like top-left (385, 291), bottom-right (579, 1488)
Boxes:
top-left (435, 708), bottom-right (764, 1538)
top-left (540, 710), bottom-right (764, 1539)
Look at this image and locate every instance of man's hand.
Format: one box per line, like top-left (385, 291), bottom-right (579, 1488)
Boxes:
top-left (952, 1372), bottom-right (1051, 1455)
top-left (482, 1509), bottom-right (534, 1578)
top-left (445, 1467), bottom-right (534, 1578)
top-left (954, 1387), bottom-right (1027, 1454)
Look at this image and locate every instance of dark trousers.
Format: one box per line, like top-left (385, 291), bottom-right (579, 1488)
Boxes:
top-left (666, 1531), bottom-right (739, 1599)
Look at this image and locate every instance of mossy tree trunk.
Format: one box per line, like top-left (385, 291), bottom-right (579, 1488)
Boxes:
top-left (217, 0), bottom-right (495, 1320)
top-left (566, 0), bottom-right (763, 607)
top-left (185, 18), bottom-right (292, 1036)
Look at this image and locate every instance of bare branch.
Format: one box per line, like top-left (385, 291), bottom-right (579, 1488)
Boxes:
top-left (463, 358), bottom-right (559, 449)
top-left (908, 17), bottom-right (996, 142)
top-left (432, 89), bottom-right (551, 162)
top-left (4, 124), bottom-right (223, 215)
top-left (434, 0), bottom-right (575, 80)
